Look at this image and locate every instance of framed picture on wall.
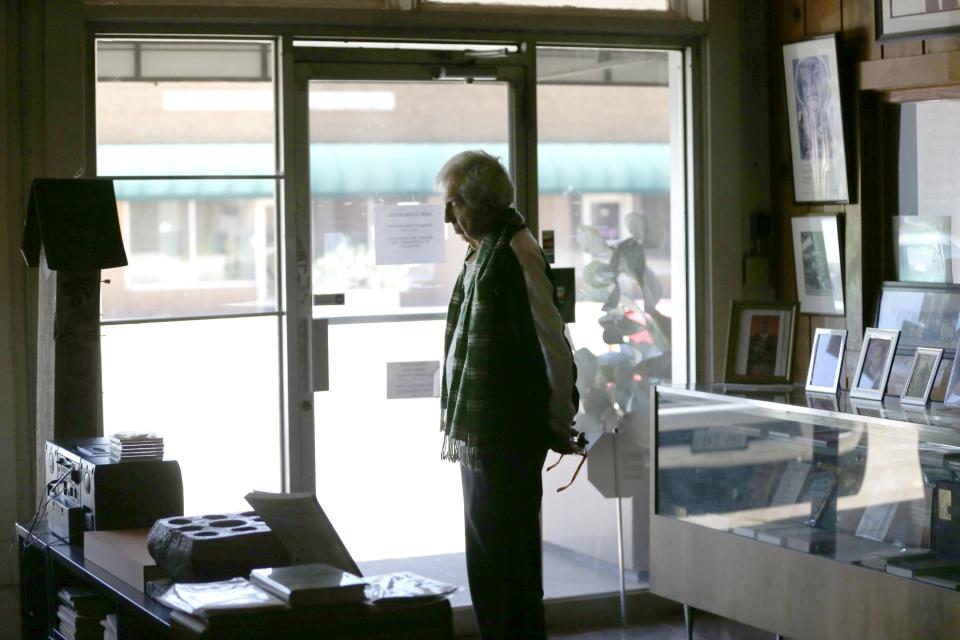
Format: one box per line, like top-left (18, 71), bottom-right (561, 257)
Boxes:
top-left (875, 281), bottom-right (960, 356)
top-left (850, 328), bottom-right (900, 400)
top-left (805, 328), bottom-right (847, 394)
top-left (724, 301), bottom-right (798, 385)
top-left (900, 347), bottom-right (943, 406)
top-left (782, 35), bottom-right (850, 204)
top-left (791, 216), bottom-right (844, 315)
top-left (877, 1), bottom-right (960, 40)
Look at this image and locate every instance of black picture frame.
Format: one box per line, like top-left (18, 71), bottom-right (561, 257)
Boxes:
top-left (782, 35), bottom-right (851, 204)
top-left (876, 1), bottom-right (960, 41)
top-left (724, 301), bottom-right (798, 385)
top-left (875, 281), bottom-right (960, 357)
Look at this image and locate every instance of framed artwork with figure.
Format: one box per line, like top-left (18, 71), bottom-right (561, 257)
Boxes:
top-left (792, 215), bottom-right (844, 315)
top-left (783, 35), bottom-right (850, 204)
top-left (850, 328), bottom-right (900, 400)
top-left (724, 301), bottom-right (798, 385)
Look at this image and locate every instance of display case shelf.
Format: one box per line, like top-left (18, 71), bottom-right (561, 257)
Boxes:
top-left (650, 385), bottom-right (960, 640)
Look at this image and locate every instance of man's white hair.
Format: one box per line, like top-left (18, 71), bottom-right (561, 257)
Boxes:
top-left (435, 150), bottom-right (515, 214)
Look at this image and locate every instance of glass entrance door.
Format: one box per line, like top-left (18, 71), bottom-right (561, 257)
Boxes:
top-left (295, 55), bottom-right (520, 590)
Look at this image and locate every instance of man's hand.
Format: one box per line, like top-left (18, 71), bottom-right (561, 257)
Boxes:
top-left (550, 426), bottom-right (588, 455)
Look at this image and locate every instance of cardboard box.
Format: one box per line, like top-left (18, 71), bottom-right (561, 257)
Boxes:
top-left (83, 529), bottom-right (165, 591)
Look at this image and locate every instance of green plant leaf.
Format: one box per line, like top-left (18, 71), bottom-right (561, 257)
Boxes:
top-left (583, 261), bottom-right (616, 289)
top-left (576, 226), bottom-right (613, 259)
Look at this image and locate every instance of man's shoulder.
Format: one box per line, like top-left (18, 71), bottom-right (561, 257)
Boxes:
top-left (507, 229), bottom-right (546, 268)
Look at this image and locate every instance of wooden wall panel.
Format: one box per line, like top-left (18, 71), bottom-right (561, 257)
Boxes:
top-left (777, 0), bottom-right (805, 42)
top-left (771, 0), bottom-right (960, 382)
top-left (842, 0), bottom-right (880, 60)
top-left (924, 35), bottom-right (960, 54)
top-left (805, 0), bottom-right (841, 36)
top-left (882, 40), bottom-right (923, 59)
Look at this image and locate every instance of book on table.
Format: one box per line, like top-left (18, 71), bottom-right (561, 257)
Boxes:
top-left (249, 562), bottom-right (367, 607)
top-left (244, 490), bottom-right (361, 577)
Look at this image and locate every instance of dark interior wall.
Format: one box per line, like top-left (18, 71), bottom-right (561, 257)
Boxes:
top-left (770, 0), bottom-right (960, 383)
top-left (1, 2), bottom-right (33, 630)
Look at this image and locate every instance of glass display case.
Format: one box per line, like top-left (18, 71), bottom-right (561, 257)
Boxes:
top-left (651, 385), bottom-right (960, 640)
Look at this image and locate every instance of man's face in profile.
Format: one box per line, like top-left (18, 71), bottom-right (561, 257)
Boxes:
top-left (444, 186), bottom-right (483, 247)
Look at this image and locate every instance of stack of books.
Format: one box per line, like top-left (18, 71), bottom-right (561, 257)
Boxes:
top-left (885, 553), bottom-right (960, 579)
top-left (108, 432), bottom-right (164, 462)
top-left (56, 586), bottom-right (113, 640)
top-left (249, 563), bottom-right (367, 607)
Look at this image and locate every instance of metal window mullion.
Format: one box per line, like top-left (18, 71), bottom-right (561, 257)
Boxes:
top-left (282, 35), bottom-right (317, 495)
top-left (686, 42), bottom-right (704, 384)
top-left (274, 37), bottom-right (289, 493)
top-left (101, 174), bottom-right (282, 181)
top-left (508, 43), bottom-right (537, 234)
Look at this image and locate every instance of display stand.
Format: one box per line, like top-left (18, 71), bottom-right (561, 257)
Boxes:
top-left (17, 521), bottom-right (452, 640)
top-left (652, 385), bottom-right (960, 640)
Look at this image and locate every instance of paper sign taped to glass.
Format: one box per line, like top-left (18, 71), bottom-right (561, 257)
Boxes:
top-left (374, 204), bottom-right (445, 265)
top-left (386, 361), bottom-right (441, 399)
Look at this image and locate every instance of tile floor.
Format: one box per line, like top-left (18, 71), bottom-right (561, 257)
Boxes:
top-left (359, 545), bottom-right (642, 609)
top-left (360, 549), bottom-right (780, 640)
top-left (548, 611), bottom-right (777, 639)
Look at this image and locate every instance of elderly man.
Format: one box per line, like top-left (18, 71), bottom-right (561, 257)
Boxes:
top-left (436, 150), bottom-right (582, 639)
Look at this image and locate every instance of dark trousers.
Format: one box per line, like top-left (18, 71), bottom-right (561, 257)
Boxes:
top-left (461, 448), bottom-right (548, 640)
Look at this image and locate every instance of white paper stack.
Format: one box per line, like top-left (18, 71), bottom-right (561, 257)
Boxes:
top-left (108, 432), bottom-right (164, 462)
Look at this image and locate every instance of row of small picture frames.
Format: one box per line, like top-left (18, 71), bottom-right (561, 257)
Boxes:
top-left (805, 327), bottom-right (949, 406)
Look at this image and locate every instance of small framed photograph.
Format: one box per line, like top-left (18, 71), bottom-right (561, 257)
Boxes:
top-left (782, 35), bottom-right (850, 204)
top-left (805, 328), bottom-right (847, 394)
top-left (850, 328), bottom-right (900, 400)
top-left (876, 1), bottom-right (960, 40)
top-left (724, 301), bottom-right (798, 384)
top-left (900, 347), bottom-right (944, 406)
top-left (943, 337), bottom-right (960, 407)
top-left (792, 216), bottom-right (844, 315)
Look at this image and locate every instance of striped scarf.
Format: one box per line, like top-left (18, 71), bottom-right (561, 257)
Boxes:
top-left (440, 208), bottom-right (525, 468)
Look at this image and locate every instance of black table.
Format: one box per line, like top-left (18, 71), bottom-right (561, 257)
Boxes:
top-left (17, 521), bottom-right (452, 639)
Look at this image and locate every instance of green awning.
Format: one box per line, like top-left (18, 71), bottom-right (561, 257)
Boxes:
top-left (101, 142), bottom-right (670, 200)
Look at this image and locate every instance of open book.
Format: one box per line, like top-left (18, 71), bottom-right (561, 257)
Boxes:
top-left (244, 491), bottom-right (361, 577)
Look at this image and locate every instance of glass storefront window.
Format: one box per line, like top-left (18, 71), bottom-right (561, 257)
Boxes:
top-left (96, 39), bottom-right (283, 516)
top-left (94, 37), bottom-right (692, 613)
top-left (537, 46), bottom-right (686, 595)
top-left (100, 316), bottom-right (282, 515)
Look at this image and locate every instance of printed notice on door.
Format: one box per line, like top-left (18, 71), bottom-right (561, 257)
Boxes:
top-left (387, 361), bottom-right (441, 399)
top-left (374, 204), bottom-right (445, 265)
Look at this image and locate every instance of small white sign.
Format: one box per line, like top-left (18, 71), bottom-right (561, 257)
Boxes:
top-left (374, 204), bottom-right (445, 265)
top-left (387, 361), bottom-right (441, 399)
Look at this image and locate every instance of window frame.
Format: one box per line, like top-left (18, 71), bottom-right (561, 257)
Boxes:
top-left (86, 11), bottom-right (705, 603)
